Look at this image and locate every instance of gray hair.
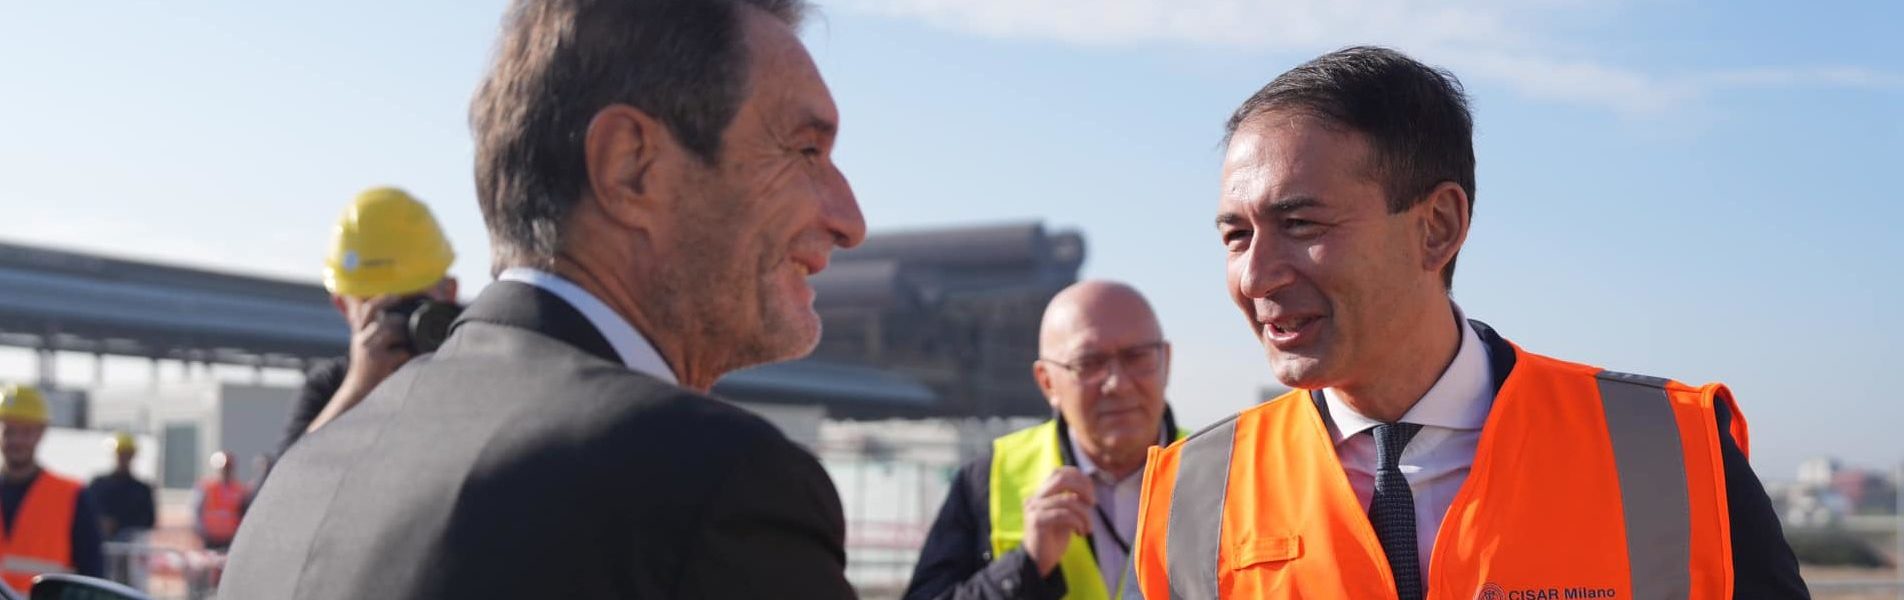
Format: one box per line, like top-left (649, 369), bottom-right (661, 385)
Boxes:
top-left (470, 0), bottom-right (810, 270)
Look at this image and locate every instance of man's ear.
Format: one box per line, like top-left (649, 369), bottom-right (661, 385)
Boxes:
top-left (1417, 181), bottom-right (1471, 278)
top-left (583, 104), bottom-right (670, 230)
top-left (1033, 360), bottom-right (1061, 411)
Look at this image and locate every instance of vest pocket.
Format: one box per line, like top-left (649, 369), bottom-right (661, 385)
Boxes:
top-left (1233, 534), bottom-right (1303, 569)
top-left (1229, 534), bottom-right (1302, 594)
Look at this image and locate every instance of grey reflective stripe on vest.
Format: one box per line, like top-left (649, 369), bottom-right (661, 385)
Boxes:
top-left (1165, 415), bottom-right (1239, 600)
top-left (1596, 371), bottom-right (1693, 600)
top-left (2, 555), bottom-right (73, 575)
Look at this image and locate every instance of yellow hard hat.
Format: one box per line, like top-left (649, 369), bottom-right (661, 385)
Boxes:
top-left (323, 186), bottom-right (456, 297)
top-left (0, 385), bottom-right (49, 425)
top-left (110, 431), bottom-right (138, 454)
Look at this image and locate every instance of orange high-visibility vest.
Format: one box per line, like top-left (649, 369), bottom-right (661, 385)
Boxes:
top-left (0, 471), bottom-right (81, 591)
top-left (1133, 343), bottom-right (1747, 599)
top-left (198, 480), bottom-right (246, 546)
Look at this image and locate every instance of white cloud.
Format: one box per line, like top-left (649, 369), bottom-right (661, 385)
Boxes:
top-left (1435, 48), bottom-right (1694, 114)
top-left (1700, 66), bottom-right (1904, 89)
top-left (825, 0), bottom-right (1900, 115)
top-left (826, 0), bottom-right (1537, 50)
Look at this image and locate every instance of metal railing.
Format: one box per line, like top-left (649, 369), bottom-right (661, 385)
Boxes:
top-left (101, 541), bottom-right (221, 600)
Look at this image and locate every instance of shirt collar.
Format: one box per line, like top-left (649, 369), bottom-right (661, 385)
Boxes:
top-left (495, 267), bottom-right (678, 385)
top-left (1322, 306), bottom-right (1493, 445)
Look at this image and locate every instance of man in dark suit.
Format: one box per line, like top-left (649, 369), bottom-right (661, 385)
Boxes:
top-left (219, 0), bottom-right (865, 597)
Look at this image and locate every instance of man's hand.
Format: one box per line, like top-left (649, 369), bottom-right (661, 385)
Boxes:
top-left (344, 294), bottom-right (415, 388)
top-left (1021, 466), bottom-right (1096, 576)
top-left (306, 295), bottom-right (413, 434)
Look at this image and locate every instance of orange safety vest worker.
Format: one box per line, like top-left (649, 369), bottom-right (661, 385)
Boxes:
top-left (198, 480), bottom-right (246, 546)
top-left (0, 472), bottom-right (82, 591)
top-left (1133, 341), bottom-right (1750, 599)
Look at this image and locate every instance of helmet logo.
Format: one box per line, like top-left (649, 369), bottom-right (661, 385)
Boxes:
top-left (342, 251), bottom-right (360, 272)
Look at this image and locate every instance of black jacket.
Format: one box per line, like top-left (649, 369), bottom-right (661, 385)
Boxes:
top-left (219, 281), bottom-right (855, 599)
top-left (278, 356), bottom-right (347, 457)
top-left (85, 472), bottom-right (155, 541)
top-left (903, 412), bottom-right (1180, 600)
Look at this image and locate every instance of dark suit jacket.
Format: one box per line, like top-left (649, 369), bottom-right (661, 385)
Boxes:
top-left (220, 281), bottom-right (855, 599)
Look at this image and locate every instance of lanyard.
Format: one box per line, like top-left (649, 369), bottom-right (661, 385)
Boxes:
top-left (1091, 501), bottom-right (1132, 556)
top-left (1093, 496), bottom-right (1139, 599)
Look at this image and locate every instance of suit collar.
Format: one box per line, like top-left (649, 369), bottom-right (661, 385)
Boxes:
top-left (1467, 319), bottom-right (1518, 394)
top-left (492, 268), bottom-right (678, 384)
top-left (451, 280), bottom-right (623, 366)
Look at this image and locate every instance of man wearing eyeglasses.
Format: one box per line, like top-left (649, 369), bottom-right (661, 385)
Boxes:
top-left (903, 280), bottom-right (1181, 600)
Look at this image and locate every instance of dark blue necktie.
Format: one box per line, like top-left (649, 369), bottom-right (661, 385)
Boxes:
top-left (1371, 422), bottom-right (1425, 600)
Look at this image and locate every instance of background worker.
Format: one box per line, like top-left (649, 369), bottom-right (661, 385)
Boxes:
top-left (192, 451), bottom-right (245, 552)
top-left (1131, 47), bottom-right (1805, 599)
top-left (86, 432), bottom-right (156, 542)
top-left (905, 281), bottom-right (1182, 600)
top-left (278, 186), bottom-right (458, 453)
top-left (0, 384), bottom-right (104, 590)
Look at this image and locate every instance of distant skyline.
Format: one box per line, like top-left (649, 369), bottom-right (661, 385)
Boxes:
top-left (2, 1), bottom-right (1899, 478)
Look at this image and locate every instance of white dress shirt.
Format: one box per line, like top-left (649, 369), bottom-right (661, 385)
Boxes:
top-left (1320, 310), bottom-right (1492, 577)
top-left (496, 268), bottom-right (678, 385)
top-left (1066, 427), bottom-right (1168, 596)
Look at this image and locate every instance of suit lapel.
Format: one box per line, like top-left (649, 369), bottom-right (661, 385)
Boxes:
top-left (451, 280), bottom-right (624, 365)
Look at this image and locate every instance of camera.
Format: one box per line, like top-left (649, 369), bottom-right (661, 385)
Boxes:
top-left (382, 297), bottom-right (464, 354)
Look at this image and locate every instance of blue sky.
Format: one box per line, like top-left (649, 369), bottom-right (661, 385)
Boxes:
top-left (1, 1), bottom-right (1898, 479)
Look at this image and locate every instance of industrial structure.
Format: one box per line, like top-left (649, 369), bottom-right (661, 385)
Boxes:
top-left (0, 223), bottom-right (1083, 597)
top-left (0, 221), bottom-right (1081, 476)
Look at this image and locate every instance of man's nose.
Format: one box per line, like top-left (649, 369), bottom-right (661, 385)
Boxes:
top-left (820, 164), bottom-right (865, 249)
top-left (1237, 236), bottom-right (1297, 299)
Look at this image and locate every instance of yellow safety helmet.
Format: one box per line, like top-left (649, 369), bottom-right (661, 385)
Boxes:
top-left (110, 431), bottom-right (138, 454)
top-left (0, 384), bottom-right (49, 425)
top-left (323, 186), bottom-right (456, 298)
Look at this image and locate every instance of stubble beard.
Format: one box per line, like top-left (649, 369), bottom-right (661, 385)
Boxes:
top-left (647, 181), bottom-right (812, 380)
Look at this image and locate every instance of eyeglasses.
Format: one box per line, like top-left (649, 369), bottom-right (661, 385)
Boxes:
top-left (1040, 341), bottom-right (1168, 383)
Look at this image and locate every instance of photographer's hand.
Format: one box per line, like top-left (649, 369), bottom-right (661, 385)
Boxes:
top-left (306, 295), bottom-right (415, 434)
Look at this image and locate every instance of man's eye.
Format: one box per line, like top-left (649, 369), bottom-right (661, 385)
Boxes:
top-left (800, 147), bottom-right (822, 158)
top-left (1222, 230), bottom-right (1251, 248)
top-left (1283, 219), bottom-right (1322, 235)
top-left (1075, 355), bottom-right (1111, 373)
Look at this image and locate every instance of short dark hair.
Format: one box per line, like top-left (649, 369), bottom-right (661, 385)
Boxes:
top-left (1225, 46), bottom-right (1475, 288)
top-left (471, 0), bottom-right (809, 269)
